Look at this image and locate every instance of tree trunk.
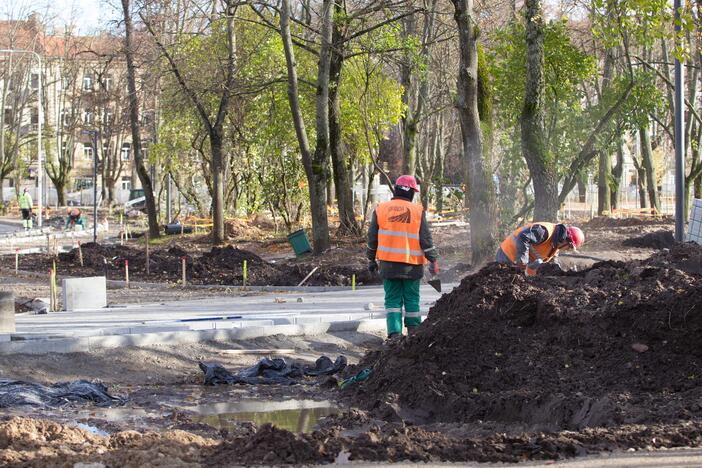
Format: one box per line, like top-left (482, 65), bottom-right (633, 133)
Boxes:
top-left (611, 139), bottom-right (624, 209)
top-left (400, 13), bottom-right (417, 175)
top-left (521, 0), bottom-right (558, 221)
top-left (329, 11), bottom-right (358, 235)
top-left (695, 172), bottom-right (702, 199)
top-left (597, 151), bottom-right (612, 215)
top-left (55, 181), bottom-right (66, 206)
top-left (210, 132), bottom-right (226, 243)
top-left (121, 0), bottom-right (159, 239)
top-left (280, 0), bottom-right (330, 252)
top-left (577, 176), bottom-right (586, 203)
top-left (452, 0), bottom-right (498, 264)
top-left (639, 126), bottom-right (660, 213)
top-left (636, 166), bottom-right (648, 209)
top-left (433, 117), bottom-right (445, 215)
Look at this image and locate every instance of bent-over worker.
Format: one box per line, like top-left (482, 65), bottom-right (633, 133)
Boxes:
top-left (367, 175), bottom-right (438, 339)
top-left (18, 188), bottom-right (33, 231)
top-left (65, 207), bottom-right (84, 230)
top-left (496, 222), bottom-right (584, 276)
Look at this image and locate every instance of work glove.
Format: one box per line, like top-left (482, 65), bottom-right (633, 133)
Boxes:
top-left (429, 260), bottom-right (439, 275)
top-left (525, 259), bottom-right (543, 277)
top-left (368, 260), bottom-right (378, 274)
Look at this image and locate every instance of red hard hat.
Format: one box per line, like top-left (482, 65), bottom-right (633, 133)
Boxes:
top-left (395, 175), bottom-right (419, 192)
top-left (566, 226), bottom-right (584, 249)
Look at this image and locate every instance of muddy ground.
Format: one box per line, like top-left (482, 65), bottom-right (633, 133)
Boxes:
top-left (5, 218), bottom-right (702, 466)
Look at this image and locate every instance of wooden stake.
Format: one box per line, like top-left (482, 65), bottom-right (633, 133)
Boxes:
top-left (52, 262), bottom-right (58, 311)
top-left (125, 259), bottom-right (130, 288)
top-left (78, 241), bottom-right (84, 267)
top-left (243, 260), bottom-right (248, 287)
top-left (297, 266), bottom-right (319, 287)
top-left (15, 249), bottom-right (19, 274)
top-left (352, 273), bottom-right (356, 291)
top-left (49, 268), bottom-right (54, 312)
top-left (181, 256), bottom-right (187, 287)
top-left (145, 231), bottom-right (150, 276)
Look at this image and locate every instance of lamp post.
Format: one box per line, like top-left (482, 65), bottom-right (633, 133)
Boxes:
top-left (0, 49), bottom-right (43, 227)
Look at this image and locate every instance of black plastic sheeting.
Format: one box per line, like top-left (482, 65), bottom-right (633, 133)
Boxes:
top-left (199, 355), bottom-right (347, 385)
top-left (0, 379), bottom-right (126, 408)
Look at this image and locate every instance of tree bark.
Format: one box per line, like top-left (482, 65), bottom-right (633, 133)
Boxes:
top-left (328, 18), bottom-right (357, 235)
top-left (121, 0), bottom-right (159, 239)
top-left (597, 150), bottom-right (612, 215)
top-left (611, 138), bottom-right (624, 209)
top-left (452, 0), bottom-right (498, 264)
top-left (280, 0), bottom-right (330, 252)
top-left (400, 12), bottom-right (418, 175)
top-left (521, 0), bottom-right (558, 221)
top-left (639, 126), bottom-right (660, 213)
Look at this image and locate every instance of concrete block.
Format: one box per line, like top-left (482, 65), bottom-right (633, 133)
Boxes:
top-left (0, 292), bottom-right (15, 333)
top-left (62, 276), bottom-right (107, 311)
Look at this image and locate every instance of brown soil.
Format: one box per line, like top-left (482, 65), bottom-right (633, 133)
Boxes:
top-left (0, 243), bottom-right (380, 287)
top-left (5, 415), bottom-right (702, 466)
top-left (622, 230), bottom-right (675, 250)
top-left (350, 242), bottom-right (702, 431)
top-left (583, 216), bottom-right (674, 229)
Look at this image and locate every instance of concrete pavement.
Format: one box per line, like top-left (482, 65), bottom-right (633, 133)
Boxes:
top-left (2, 283), bottom-right (451, 354)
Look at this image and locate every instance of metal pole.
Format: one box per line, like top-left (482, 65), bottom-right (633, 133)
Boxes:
top-left (166, 173), bottom-right (172, 223)
top-left (36, 52), bottom-right (43, 228)
top-left (674, 0), bottom-right (685, 241)
top-left (93, 132), bottom-right (98, 243)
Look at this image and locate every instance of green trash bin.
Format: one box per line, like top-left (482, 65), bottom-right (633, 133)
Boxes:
top-left (287, 229), bottom-right (313, 256)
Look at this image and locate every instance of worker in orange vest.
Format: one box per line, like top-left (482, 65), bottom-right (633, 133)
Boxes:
top-left (367, 175), bottom-right (438, 339)
top-left (497, 222), bottom-right (584, 276)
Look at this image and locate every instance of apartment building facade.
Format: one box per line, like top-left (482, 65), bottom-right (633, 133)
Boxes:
top-left (0, 15), bottom-right (156, 207)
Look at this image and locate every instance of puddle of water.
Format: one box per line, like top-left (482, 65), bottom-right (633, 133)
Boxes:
top-left (187, 399), bottom-right (338, 433)
top-left (74, 422), bottom-right (110, 437)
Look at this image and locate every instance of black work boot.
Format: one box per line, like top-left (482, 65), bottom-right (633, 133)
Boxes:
top-left (407, 326), bottom-right (418, 336)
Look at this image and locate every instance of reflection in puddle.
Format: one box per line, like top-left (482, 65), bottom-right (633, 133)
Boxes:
top-left (187, 399), bottom-right (338, 433)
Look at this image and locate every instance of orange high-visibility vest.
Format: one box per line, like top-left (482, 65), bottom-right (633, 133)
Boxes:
top-left (500, 222), bottom-right (558, 264)
top-left (375, 199), bottom-right (427, 265)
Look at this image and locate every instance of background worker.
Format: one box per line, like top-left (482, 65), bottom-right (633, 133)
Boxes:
top-left (18, 188), bottom-right (33, 231)
top-left (65, 207), bottom-right (84, 231)
top-left (367, 175), bottom-right (438, 339)
top-left (497, 222), bottom-right (584, 275)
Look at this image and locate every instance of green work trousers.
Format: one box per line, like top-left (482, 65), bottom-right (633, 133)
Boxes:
top-left (383, 278), bottom-right (421, 335)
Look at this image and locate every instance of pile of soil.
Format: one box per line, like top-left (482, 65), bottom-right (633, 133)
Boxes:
top-left (351, 242), bottom-right (702, 431)
top-left (583, 216), bottom-right (673, 229)
top-left (622, 230), bottom-right (676, 250)
top-left (2, 243), bottom-right (380, 287)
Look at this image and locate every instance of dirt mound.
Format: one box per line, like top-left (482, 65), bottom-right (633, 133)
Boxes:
top-left (225, 218), bottom-right (264, 240)
top-left (622, 230), bottom-right (675, 249)
top-left (6, 243), bottom-right (380, 287)
top-left (583, 216), bottom-right (673, 229)
top-left (351, 244), bottom-right (702, 430)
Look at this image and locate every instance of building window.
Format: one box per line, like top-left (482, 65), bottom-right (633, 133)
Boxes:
top-left (121, 143), bottom-right (130, 161)
top-left (60, 108), bottom-right (71, 127)
top-left (83, 144), bottom-right (93, 160)
top-left (31, 73), bottom-right (39, 90)
top-left (74, 177), bottom-right (93, 190)
top-left (3, 108), bottom-right (12, 125)
top-left (62, 75), bottom-right (72, 89)
top-left (30, 108), bottom-right (39, 126)
top-left (102, 144), bottom-right (110, 157)
top-left (120, 176), bottom-right (131, 191)
top-left (102, 74), bottom-right (112, 91)
top-left (103, 109), bottom-right (113, 125)
top-left (83, 109), bottom-right (94, 125)
top-left (82, 73), bottom-right (93, 91)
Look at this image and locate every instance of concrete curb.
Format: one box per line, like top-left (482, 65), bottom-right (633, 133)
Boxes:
top-left (0, 319), bottom-right (386, 355)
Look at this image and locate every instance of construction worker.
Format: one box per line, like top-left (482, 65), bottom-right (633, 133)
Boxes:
top-left (497, 222), bottom-right (585, 276)
top-left (367, 175), bottom-right (438, 339)
top-left (18, 188), bottom-right (33, 231)
top-left (65, 207), bottom-right (84, 231)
